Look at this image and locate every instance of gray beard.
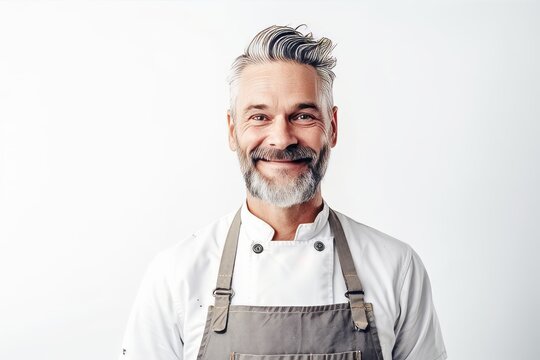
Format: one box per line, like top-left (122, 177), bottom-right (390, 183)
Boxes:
top-left (236, 144), bottom-right (330, 208)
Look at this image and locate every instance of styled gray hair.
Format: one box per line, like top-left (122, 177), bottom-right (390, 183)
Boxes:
top-left (228, 24), bottom-right (337, 121)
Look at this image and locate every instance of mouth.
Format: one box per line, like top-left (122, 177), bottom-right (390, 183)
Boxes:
top-left (254, 157), bottom-right (312, 173)
top-left (258, 158), bottom-right (311, 164)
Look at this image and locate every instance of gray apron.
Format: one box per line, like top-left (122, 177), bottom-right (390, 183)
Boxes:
top-left (196, 208), bottom-right (384, 360)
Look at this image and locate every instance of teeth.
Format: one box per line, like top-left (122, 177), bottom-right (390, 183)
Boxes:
top-left (258, 158), bottom-right (308, 162)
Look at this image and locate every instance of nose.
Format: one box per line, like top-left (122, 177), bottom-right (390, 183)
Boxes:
top-left (267, 116), bottom-right (298, 150)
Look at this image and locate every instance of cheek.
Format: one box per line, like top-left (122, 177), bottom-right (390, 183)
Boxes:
top-left (302, 126), bottom-right (330, 148)
top-left (237, 127), bottom-right (265, 152)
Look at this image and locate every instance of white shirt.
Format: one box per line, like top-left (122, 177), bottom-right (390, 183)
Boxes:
top-left (120, 201), bottom-right (447, 360)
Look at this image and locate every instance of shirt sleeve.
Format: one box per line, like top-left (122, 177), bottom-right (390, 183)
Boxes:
top-left (392, 248), bottom-right (447, 360)
top-left (119, 252), bottom-right (183, 360)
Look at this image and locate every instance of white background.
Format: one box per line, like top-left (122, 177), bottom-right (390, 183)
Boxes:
top-left (1, 1), bottom-right (539, 359)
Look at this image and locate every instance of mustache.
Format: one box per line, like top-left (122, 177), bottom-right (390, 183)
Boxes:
top-left (250, 145), bottom-right (318, 162)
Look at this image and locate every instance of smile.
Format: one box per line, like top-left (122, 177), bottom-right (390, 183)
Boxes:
top-left (255, 158), bottom-right (311, 171)
top-left (259, 158), bottom-right (311, 163)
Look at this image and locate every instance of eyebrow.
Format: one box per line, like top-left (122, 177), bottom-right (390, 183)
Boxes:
top-left (296, 102), bottom-right (321, 112)
top-left (243, 104), bottom-right (268, 114)
top-left (242, 102), bottom-right (321, 115)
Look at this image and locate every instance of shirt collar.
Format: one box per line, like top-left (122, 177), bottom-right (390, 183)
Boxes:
top-left (240, 200), bottom-right (330, 242)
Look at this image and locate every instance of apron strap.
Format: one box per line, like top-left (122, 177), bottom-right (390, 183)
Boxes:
top-left (211, 208), bottom-right (242, 332)
top-left (329, 209), bottom-right (369, 330)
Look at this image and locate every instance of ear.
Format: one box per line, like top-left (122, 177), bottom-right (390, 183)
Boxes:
top-left (227, 110), bottom-right (238, 151)
top-left (330, 105), bottom-right (338, 147)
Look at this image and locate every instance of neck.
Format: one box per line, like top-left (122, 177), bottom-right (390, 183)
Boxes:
top-left (246, 192), bottom-right (324, 241)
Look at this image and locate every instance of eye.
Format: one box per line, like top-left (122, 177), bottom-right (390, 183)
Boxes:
top-left (294, 113), bottom-right (315, 121)
top-left (250, 114), bottom-right (268, 121)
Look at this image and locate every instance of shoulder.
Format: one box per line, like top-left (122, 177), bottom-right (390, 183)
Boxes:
top-left (331, 209), bottom-right (426, 308)
top-left (333, 209), bottom-right (414, 270)
top-left (145, 209), bottom-right (237, 283)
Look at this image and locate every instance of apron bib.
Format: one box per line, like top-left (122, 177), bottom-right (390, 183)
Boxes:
top-left (196, 208), bottom-right (384, 360)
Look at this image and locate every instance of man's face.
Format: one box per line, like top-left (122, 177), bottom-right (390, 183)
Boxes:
top-left (227, 61), bottom-right (338, 208)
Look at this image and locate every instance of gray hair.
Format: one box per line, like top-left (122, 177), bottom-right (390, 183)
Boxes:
top-left (228, 24), bottom-right (337, 121)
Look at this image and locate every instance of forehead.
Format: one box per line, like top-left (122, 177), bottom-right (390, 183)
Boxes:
top-left (236, 61), bottom-right (321, 111)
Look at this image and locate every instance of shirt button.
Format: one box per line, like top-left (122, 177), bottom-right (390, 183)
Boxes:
top-left (252, 243), bottom-right (264, 254)
top-left (314, 241), bottom-right (325, 252)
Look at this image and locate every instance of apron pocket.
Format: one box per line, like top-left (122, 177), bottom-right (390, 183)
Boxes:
top-left (231, 351), bottom-right (361, 360)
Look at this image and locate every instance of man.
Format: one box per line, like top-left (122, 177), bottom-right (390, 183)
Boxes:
top-left (120, 25), bottom-right (447, 360)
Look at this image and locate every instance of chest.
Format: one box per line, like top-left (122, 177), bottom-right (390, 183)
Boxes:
top-left (232, 235), bottom-right (338, 306)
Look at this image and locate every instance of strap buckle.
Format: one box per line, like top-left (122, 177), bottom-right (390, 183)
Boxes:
top-left (213, 288), bottom-right (235, 298)
top-left (344, 290), bottom-right (364, 298)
